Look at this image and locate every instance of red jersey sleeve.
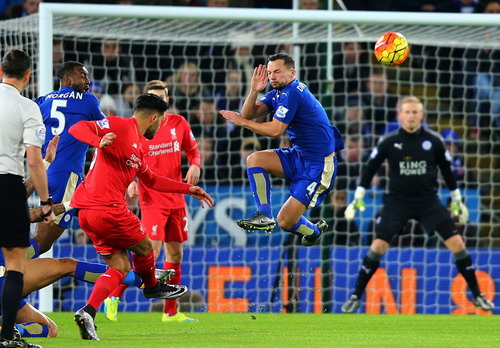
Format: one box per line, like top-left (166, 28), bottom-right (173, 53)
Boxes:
top-left (69, 118), bottom-right (113, 147)
top-left (181, 118), bottom-right (201, 168)
top-left (137, 166), bottom-right (192, 194)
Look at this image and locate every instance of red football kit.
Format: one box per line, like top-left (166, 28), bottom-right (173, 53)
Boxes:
top-left (69, 116), bottom-right (192, 254)
top-left (139, 114), bottom-right (200, 243)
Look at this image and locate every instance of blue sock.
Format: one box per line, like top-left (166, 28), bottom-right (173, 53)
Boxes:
top-left (75, 261), bottom-right (107, 283)
top-left (247, 167), bottom-right (272, 218)
top-left (15, 323), bottom-right (50, 338)
top-left (123, 270), bottom-right (143, 287)
top-left (289, 216), bottom-right (319, 238)
top-left (26, 238), bottom-right (40, 259)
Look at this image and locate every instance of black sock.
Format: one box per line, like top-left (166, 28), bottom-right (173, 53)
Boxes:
top-left (83, 304), bottom-right (97, 319)
top-left (454, 251), bottom-right (481, 298)
top-left (353, 251), bottom-right (381, 298)
top-left (1, 271), bottom-right (24, 340)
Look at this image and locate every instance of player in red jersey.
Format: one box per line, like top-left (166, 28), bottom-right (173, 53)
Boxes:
top-left (104, 80), bottom-right (201, 322)
top-left (68, 93), bottom-right (213, 340)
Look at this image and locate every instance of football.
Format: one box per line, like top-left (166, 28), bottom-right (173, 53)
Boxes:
top-left (374, 31), bottom-right (409, 66)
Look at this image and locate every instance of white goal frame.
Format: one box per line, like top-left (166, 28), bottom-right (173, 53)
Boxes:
top-left (36, 2), bottom-right (499, 313)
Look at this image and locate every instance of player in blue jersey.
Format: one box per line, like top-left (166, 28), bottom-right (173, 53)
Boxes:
top-left (221, 53), bottom-right (344, 246)
top-left (31, 61), bottom-right (106, 257)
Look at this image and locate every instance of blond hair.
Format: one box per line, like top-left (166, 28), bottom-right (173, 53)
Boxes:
top-left (398, 96), bottom-right (423, 111)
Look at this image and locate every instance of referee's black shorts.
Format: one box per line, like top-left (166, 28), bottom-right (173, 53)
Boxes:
top-left (375, 194), bottom-right (457, 244)
top-left (0, 174), bottom-right (31, 248)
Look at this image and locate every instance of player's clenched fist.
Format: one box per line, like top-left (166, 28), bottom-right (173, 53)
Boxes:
top-left (188, 186), bottom-right (214, 208)
top-left (99, 132), bottom-right (117, 148)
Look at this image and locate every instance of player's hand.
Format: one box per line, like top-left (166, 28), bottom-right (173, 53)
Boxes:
top-left (127, 181), bottom-right (139, 199)
top-left (188, 186), bottom-right (214, 208)
top-left (99, 132), bottom-right (117, 148)
top-left (344, 186), bottom-right (367, 221)
top-left (251, 64), bottom-right (268, 92)
top-left (450, 189), bottom-right (469, 224)
top-left (451, 200), bottom-right (469, 224)
top-left (220, 110), bottom-right (246, 127)
top-left (185, 165), bottom-right (200, 185)
top-left (344, 199), bottom-right (366, 220)
top-left (44, 135), bottom-right (60, 163)
top-left (40, 205), bottom-right (56, 224)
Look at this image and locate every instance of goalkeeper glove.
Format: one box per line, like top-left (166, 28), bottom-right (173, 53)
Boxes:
top-left (344, 187), bottom-right (366, 221)
top-left (450, 189), bottom-right (469, 224)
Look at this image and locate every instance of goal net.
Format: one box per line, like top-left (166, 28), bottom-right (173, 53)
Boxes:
top-left (2, 4), bottom-right (498, 315)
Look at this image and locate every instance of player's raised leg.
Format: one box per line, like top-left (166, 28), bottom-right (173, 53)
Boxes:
top-left (277, 196), bottom-right (327, 246)
top-left (238, 150), bottom-right (285, 232)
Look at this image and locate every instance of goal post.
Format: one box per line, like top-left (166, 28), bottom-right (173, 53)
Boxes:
top-left (6, 3), bottom-right (497, 314)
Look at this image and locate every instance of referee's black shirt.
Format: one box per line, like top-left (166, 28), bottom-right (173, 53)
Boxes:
top-left (359, 127), bottom-right (457, 201)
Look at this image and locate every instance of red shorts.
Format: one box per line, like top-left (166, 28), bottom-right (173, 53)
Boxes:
top-left (78, 207), bottom-right (147, 255)
top-left (141, 207), bottom-right (188, 243)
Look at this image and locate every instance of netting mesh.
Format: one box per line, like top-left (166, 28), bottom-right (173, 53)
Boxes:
top-left (1, 10), bottom-right (499, 314)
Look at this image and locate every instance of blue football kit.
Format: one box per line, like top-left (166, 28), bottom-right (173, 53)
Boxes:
top-left (34, 87), bottom-right (105, 228)
top-left (260, 79), bottom-right (344, 208)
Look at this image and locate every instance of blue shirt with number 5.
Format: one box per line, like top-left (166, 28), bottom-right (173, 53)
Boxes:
top-left (34, 86), bottom-right (105, 175)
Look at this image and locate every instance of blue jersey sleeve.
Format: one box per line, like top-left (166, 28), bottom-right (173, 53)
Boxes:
top-left (85, 93), bottom-right (106, 121)
top-left (273, 89), bottom-right (300, 125)
top-left (259, 90), bottom-right (275, 113)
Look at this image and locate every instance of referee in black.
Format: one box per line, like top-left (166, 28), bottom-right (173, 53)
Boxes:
top-left (341, 96), bottom-right (494, 313)
top-left (0, 49), bottom-right (55, 348)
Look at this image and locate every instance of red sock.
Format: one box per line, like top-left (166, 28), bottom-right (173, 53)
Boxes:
top-left (87, 268), bottom-right (124, 310)
top-left (133, 250), bottom-right (158, 288)
top-left (163, 262), bottom-right (182, 316)
top-left (109, 283), bottom-right (128, 298)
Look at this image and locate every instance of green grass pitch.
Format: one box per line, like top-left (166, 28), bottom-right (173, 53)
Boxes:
top-left (33, 312), bottom-right (499, 347)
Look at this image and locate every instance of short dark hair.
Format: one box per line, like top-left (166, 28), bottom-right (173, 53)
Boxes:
top-left (1, 49), bottom-right (31, 79)
top-left (134, 93), bottom-right (169, 114)
top-left (57, 61), bottom-right (84, 80)
top-left (268, 53), bottom-right (295, 69)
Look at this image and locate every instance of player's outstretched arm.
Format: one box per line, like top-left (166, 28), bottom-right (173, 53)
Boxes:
top-left (24, 135), bottom-right (60, 197)
top-left (188, 186), bottom-right (214, 208)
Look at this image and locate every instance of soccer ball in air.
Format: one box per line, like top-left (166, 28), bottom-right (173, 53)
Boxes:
top-left (374, 32), bottom-right (409, 66)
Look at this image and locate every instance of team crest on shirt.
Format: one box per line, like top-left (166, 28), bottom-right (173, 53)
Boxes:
top-left (275, 105), bottom-right (289, 118)
top-left (171, 128), bottom-right (177, 140)
top-left (36, 125), bottom-right (46, 142)
top-left (151, 225), bottom-right (158, 236)
top-left (422, 140), bottom-right (432, 151)
top-left (96, 119), bottom-right (110, 129)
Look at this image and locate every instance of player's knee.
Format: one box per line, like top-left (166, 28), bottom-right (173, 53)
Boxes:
top-left (246, 152), bottom-right (260, 167)
top-left (444, 234), bottom-right (466, 253)
top-left (371, 239), bottom-right (389, 255)
top-left (48, 322), bottom-right (59, 337)
top-left (276, 214), bottom-right (293, 231)
top-left (58, 257), bottom-right (78, 275)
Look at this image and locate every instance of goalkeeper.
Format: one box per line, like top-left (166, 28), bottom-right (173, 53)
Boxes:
top-left (342, 96), bottom-right (494, 313)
